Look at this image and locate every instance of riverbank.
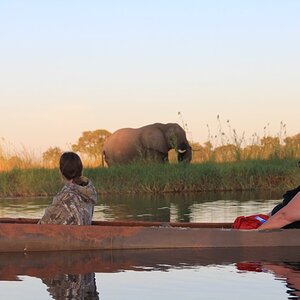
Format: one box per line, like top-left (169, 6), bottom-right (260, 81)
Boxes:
top-left (0, 159), bottom-right (299, 197)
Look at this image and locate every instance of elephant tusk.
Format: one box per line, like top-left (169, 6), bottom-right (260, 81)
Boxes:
top-left (178, 149), bottom-right (186, 154)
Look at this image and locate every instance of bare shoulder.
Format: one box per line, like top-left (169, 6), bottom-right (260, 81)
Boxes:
top-left (286, 192), bottom-right (300, 208)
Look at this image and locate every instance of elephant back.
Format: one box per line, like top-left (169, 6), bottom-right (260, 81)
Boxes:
top-left (102, 127), bottom-right (142, 165)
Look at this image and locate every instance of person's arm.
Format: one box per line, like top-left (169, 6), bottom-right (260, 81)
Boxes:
top-left (258, 192), bottom-right (300, 230)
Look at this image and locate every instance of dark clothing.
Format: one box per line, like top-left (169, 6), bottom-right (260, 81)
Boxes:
top-left (271, 185), bottom-right (300, 229)
top-left (39, 177), bottom-right (97, 225)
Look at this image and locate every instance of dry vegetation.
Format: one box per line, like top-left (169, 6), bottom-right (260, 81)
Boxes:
top-left (1, 119), bottom-right (300, 171)
top-left (1, 119), bottom-right (300, 197)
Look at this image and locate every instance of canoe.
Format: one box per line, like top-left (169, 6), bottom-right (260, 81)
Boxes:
top-left (0, 218), bottom-right (300, 252)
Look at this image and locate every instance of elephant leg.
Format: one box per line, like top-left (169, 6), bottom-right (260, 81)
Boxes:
top-left (145, 149), bottom-right (168, 162)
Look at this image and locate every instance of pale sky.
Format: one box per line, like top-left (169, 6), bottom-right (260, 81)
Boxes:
top-left (1, 1), bottom-right (299, 154)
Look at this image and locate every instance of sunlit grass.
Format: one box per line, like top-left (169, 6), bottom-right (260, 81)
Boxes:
top-left (0, 139), bottom-right (41, 171)
top-left (1, 117), bottom-right (300, 170)
top-left (1, 119), bottom-right (300, 197)
top-left (0, 159), bottom-right (299, 197)
top-left (189, 117), bottom-right (300, 163)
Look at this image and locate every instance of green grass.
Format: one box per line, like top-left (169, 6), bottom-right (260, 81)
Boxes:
top-left (0, 168), bottom-right (61, 197)
top-left (0, 159), bottom-right (299, 197)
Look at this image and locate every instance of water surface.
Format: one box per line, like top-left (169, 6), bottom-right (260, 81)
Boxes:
top-left (0, 248), bottom-right (299, 299)
top-left (1, 191), bottom-right (298, 299)
top-left (0, 190), bottom-right (282, 222)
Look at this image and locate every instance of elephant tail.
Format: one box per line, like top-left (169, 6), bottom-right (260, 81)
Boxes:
top-left (101, 151), bottom-right (105, 167)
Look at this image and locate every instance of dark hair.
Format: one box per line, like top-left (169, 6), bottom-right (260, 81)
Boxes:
top-left (59, 152), bottom-right (83, 181)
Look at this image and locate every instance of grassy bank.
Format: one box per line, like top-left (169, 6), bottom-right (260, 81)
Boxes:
top-left (0, 159), bottom-right (299, 198)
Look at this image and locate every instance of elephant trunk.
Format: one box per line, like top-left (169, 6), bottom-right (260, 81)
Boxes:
top-left (177, 143), bottom-right (192, 163)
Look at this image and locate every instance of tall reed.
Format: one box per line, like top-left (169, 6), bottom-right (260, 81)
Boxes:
top-left (190, 117), bottom-right (300, 163)
top-left (0, 159), bottom-right (299, 197)
top-left (1, 118), bottom-right (300, 170)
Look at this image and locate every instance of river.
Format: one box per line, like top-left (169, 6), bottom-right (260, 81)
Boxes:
top-left (0, 191), bottom-right (299, 299)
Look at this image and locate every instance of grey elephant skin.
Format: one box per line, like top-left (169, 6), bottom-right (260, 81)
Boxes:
top-left (102, 123), bottom-right (192, 166)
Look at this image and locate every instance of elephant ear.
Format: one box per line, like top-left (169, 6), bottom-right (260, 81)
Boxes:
top-left (164, 123), bottom-right (188, 150)
top-left (140, 126), bottom-right (169, 153)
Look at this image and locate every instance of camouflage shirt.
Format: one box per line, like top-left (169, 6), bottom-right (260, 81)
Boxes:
top-left (39, 178), bottom-right (97, 225)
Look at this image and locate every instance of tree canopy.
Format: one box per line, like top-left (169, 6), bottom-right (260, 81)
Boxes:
top-left (72, 129), bottom-right (111, 163)
top-left (42, 147), bottom-right (62, 168)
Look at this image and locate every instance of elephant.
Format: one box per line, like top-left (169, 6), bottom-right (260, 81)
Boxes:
top-left (102, 123), bottom-right (192, 166)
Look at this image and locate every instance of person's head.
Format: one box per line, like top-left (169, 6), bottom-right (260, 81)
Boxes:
top-left (59, 152), bottom-right (83, 181)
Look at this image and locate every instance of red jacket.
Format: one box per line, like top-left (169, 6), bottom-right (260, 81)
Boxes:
top-left (232, 214), bottom-right (269, 229)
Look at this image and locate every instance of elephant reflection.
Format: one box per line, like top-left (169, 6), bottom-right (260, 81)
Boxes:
top-left (102, 123), bottom-right (192, 166)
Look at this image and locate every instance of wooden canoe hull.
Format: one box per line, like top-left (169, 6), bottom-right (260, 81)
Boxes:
top-left (0, 218), bottom-right (300, 252)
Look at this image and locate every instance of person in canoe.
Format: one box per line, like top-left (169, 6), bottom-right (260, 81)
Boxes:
top-left (258, 185), bottom-right (300, 230)
top-left (39, 152), bottom-right (97, 225)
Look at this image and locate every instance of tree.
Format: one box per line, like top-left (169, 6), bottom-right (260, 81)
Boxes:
top-left (42, 147), bottom-right (63, 168)
top-left (260, 136), bottom-right (281, 159)
top-left (72, 129), bottom-right (111, 164)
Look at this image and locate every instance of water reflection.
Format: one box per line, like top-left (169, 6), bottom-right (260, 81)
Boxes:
top-left (1, 191), bottom-right (298, 299)
top-left (0, 190), bottom-right (283, 223)
top-left (0, 251), bottom-right (100, 299)
top-left (264, 262), bottom-right (300, 299)
top-left (99, 190), bottom-right (283, 223)
top-left (42, 273), bottom-right (99, 300)
top-left (1, 248), bottom-right (300, 299)
top-left (236, 261), bottom-right (300, 299)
